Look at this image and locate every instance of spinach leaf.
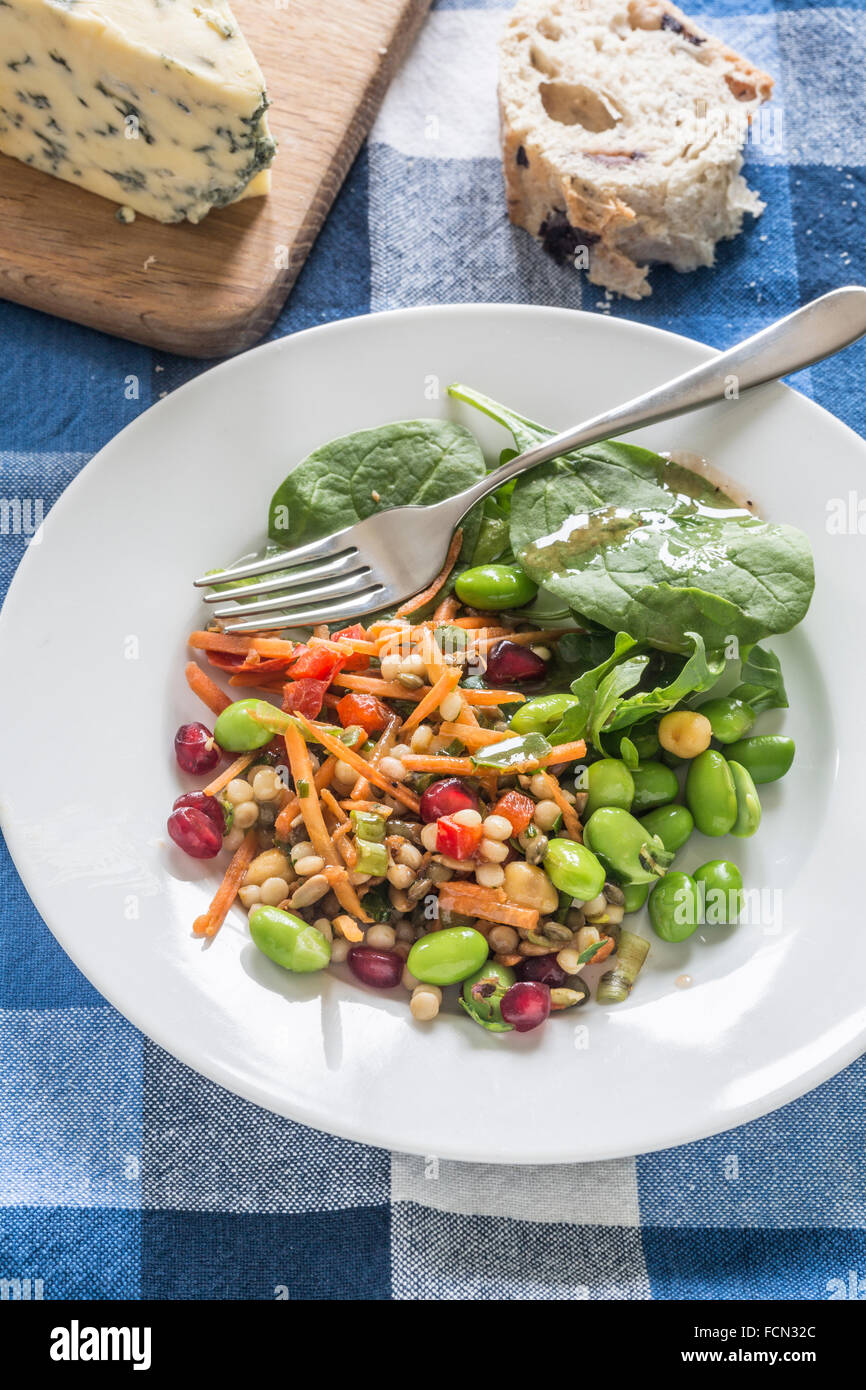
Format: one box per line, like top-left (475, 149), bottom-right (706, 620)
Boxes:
top-left (729, 644), bottom-right (788, 713)
top-left (450, 386), bottom-right (815, 653)
top-left (268, 418), bottom-right (486, 562)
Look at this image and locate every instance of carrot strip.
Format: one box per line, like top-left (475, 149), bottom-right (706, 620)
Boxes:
top-left (309, 635), bottom-right (379, 658)
top-left (351, 711), bottom-right (401, 801)
top-left (331, 673), bottom-right (428, 702)
top-left (203, 754), bottom-right (255, 797)
top-left (433, 594), bottom-right (459, 623)
top-left (312, 624), bottom-right (330, 640)
top-left (189, 631), bottom-right (297, 659)
top-left (395, 529), bottom-right (463, 618)
top-left (228, 668), bottom-right (291, 687)
top-left (536, 740), bottom-right (586, 768)
top-left (294, 715), bottom-right (420, 813)
top-left (274, 754), bottom-right (336, 838)
top-left (438, 722), bottom-right (507, 749)
top-left (339, 800), bottom-right (394, 816)
top-left (539, 770), bottom-right (583, 842)
top-left (283, 724), bottom-right (370, 921)
top-left (462, 689), bottom-right (526, 706)
top-left (321, 788), bottom-right (349, 825)
top-left (400, 754), bottom-right (474, 775)
top-left (437, 880), bottom-right (539, 932)
top-left (474, 629), bottom-right (570, 652)
top-left (401, 667), bottom-right (461, 734)
top-left (185, 661), bottom-right (231, 716)
top-left (193, 830), bottom-right (258, 939)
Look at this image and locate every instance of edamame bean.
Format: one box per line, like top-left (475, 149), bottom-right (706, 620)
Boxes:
top-left (728, 761), bottom-right (762, 837)
top-left (249, 905), bottom-right (331, 973)
top-left (214, 698), bottom-right (278, 752)
top-left (685, 750), bottom-right (737, 837)
top-left (630, 727), bottom-right (661, 760)
top-left (697, 697), bottom-right (756, 744)
top-left (622, 882), bottom-right (649, 913)
top-left (630, 761), bottom-right (680, 814)
top-left (583, 807), bottom-right (673, 885)
top-left (649, 872), bottom-right (700, 943)
top-left (459, 960), bottom-right (516, 1032)
top-left (407, 926), bottom-right (489, 986)
top-left (639, 804), bottom-right (695, 854)
top-left (584, 758), bottom-right (635, 817)
top-left (694, 860), bottom-right (743, 925)
top-left (544, 838), bottom-right (606, 902)
top-left (724, 735), bottom-right (795, 784)
top-left (509, 692), bottom-right (581, 736)
top-left (454, 564), bottom-right (538, 611)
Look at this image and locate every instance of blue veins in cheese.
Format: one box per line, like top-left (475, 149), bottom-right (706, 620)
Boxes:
top-left (0, 0), bottom-right (277, 223)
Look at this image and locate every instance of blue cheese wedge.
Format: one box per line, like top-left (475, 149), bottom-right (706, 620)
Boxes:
top-left (0, 0), bottom-right (277, 223)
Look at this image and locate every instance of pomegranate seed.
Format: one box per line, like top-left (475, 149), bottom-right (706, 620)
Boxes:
top-left (517, 955), bottom-right (566, 988)
top-left (347, 947), bottom-right (404, 990)
top-left (172, 792), bottom-right (226, 836)
top-left (485, 640), bottom-right (548, 686)
top-left (175, 722), bottom-right (221, 775)
top-left (420, 777), bottom-right (480, 824)
top-left (167, 806), bottom-right (223, 859)
top-left (500, 980), bottom-right (551, 1032)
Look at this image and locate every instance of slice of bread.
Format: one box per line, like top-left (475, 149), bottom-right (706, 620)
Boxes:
top-left (500, 0), bottom-right (773, 297)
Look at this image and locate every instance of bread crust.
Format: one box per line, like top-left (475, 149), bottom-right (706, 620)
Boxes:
top-left (500, 0), bottom-right (773, 297)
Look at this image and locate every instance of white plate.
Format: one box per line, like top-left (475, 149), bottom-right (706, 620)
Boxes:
top-left (2, 306), bottom-right (864, 1163)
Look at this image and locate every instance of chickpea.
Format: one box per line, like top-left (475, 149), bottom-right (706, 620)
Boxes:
top-left (532, 799), bottom-right (561, 833)
top-left (367, 923), bottom-right (396, 950)
top-left (503, 861), bottom-right (559, 915)
top-left (243, 848), bottom-right (292, 887)
top-left (658, 709), bottom-right (713, 759)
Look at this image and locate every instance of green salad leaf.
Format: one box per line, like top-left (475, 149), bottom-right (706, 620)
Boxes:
top-left (728, 643), bottom-right (788, 713)
top-left (268, 418), bottom-right (487, 563)
top-left (449, 385), bottom-right (815, 654)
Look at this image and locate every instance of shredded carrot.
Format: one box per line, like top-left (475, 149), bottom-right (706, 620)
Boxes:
top-left (462, 689), bottom-right (526, 706)
top-left (294, 714), bottom-right (420, 813)
top-left (331, 673), bottom-right (427, 702)
top-left (400, 754), bottom-right (473, 776)
top-left (450, 618), bottom-right (514, 631)
top-left (193, 830), bottom-right (258, 939)
top-left (228, 667), bottom-right (292, 687)
top-left (203, 754), bottom-right (255, 797)
top-left (437, 880), bottom-right (539, 932)
top-left (539, 770), bottom-right (583, 841)
top-left (312, 624), bottom-right (330, 640)
top-left (401, 666), bottom-right (461, 734)
top-left (274, 755), bottom-right (336, 839)
top-left (339, 800), bottom-right (394, 816)
top-left (352, 711), bottom-right (401, 801)
top-left (189, 631), bottom-right (296, 659)
top-left (474, 629), bottom-right (570, 652)
top-left (185, 661), bottom-right (231, 716)
top-left (310, 635), bottom-right (379, 658)
top-left (283, 723), bottom-right (370, 921)
top-left (394, 529), bottom-right (463, 618)
top-left (438, 722), bottom-right (507, 749)
top-left (433, 594), bottom-right (459, 623)
top-left (535, 740), bottom-right (586, 769)
top-left (320, 787), bottom-right (349, 825)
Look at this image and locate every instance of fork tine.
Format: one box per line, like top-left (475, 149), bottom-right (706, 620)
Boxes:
top-left (222, 585), bottom-right (386, 634)
top-left (193, 530), bottom-right (357, 588)
top-left (210, 568), bottom-right (372, 620)
top-left (202, 550), bottom-right (359, 604)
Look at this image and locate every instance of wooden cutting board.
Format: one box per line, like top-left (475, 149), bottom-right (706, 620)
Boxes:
top-left (0, 0), bottom-right (431, 358)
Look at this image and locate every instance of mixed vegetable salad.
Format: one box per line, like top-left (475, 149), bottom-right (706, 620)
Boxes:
top-left (169, 386), bottom-right (813, 1036)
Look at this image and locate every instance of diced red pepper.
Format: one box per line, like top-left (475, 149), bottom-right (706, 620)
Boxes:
top-left (332, 623), bottom-right (369, 671)
top-left (436, 815), bottom-right (483, 861)
top-left (282, 678), bottom-right (328, 719)
top-left (491, 790), bottom-right (535, 835)
top-left (286, 644), bottom-right (345, 683)
top-left (206, 650), bottom-right (246, 671)
top-left (335, 692), bottom-right (391, 735)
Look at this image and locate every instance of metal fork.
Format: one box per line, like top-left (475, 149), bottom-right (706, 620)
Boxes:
top-left (196, 287), bottom-right (866, 633)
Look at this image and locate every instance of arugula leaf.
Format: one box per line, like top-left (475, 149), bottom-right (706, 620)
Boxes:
top-left (729, 644), bottom-right (788, 714)
top-left (548, 633), bottom-right (642, 744)
top-left (588, 655), bottom-right (650, 749)
top-left (268, 418), bottom-right (486, 562)
top-left (450, 386), bottom-right (815, 653)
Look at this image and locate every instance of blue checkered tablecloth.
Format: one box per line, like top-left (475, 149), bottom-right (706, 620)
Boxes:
top-left (1, 0), bottom-right (865, 1302)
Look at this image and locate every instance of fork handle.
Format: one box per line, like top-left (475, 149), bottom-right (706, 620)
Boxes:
top-left (451, 286), bottom-right (866, 517)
